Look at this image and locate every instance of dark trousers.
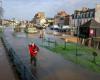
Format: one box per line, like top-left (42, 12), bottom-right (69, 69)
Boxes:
top-left (31, 56), bottom-right (37, 66)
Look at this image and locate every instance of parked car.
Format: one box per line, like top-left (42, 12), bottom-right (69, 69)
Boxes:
top-left (59, 25), bottom-right (70, 32)
top-left (50, 25), bottom-right (59, 30)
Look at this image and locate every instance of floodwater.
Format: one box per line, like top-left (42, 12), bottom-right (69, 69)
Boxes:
top-left (3, 27), bottom-right (100, 80)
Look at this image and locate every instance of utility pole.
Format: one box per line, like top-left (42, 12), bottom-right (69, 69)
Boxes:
top-left (0, 0), bottom-right (3, 25)
top-left (0, 0), bottom-right (3, 18)
top-left (75, 12), bottom-right (80, 63)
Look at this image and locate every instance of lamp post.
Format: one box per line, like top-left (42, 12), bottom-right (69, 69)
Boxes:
top-left (12, 18), bottom-right (15, 29)
top-left (76, 13), bottom-right (80, 57)
top-left (64, 38), bottom-right (68, 49)
top-left (53, 30), bottom-right (57, 47)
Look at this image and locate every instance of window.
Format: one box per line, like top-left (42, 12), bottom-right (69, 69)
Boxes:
top-left (72, 15), bottom-right (74, 19)
top-left (92, 12), bottom-right (95, 17)
top-left (86, 12), bottom-right (89, 18)
top-left (74, 14), bottom-right (77, 19)
top-left (82, 13), bottom-right (84, 18)
top-left (76, 14), bottom-right (78, 19)
top-left (85, 13), bottom-right (87, 18)
top-left (80, 13), bottom-right (82, 18)
top-left (60, 17), bottom-right (64, 20)
top-left (89, 11), bottom-right (94, 18)
top-left (83, 13), bottom-right (85, 18)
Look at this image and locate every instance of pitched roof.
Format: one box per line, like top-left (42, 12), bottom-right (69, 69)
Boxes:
top-left (80, 19), bottom-right (100, 28)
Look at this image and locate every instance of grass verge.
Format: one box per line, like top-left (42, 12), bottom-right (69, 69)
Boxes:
top-left (42, 43), bottom-right (100, 73)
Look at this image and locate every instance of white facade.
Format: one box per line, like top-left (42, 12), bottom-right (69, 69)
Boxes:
top-left (95, 4), bottom-right (100, 23)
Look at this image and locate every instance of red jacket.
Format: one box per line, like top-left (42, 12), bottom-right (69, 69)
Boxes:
top-left (28, 44), bottom-right (39, 57)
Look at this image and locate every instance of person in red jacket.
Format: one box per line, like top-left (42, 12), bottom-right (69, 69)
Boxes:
top-left (28, 42), bottom-right (39, 66)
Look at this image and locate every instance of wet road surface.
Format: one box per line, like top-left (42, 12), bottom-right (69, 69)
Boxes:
top-left (3, 27), bottom-right (100, 80)
top-left (0, 38), bottom-right (18, 80)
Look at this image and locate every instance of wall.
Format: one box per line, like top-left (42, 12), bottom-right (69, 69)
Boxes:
top-left (95, 4), bottom-right (100, 23)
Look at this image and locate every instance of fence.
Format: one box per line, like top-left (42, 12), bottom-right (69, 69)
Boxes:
top-left (1, 35), bottom-right (37, 80)
top-left (42, 36), bottom-right (57, 48)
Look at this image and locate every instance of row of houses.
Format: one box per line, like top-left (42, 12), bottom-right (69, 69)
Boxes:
top-left (70, 4), bottom-right (100, 49)
top-left (31, 11), bottom-right (70, 28)
top-left (31, 4), bottom-right (100, 35)
top-left (31, 4), bottom-right (100, 49)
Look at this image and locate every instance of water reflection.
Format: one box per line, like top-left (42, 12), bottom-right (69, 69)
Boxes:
top-left (31, 64), bottom-right (38, 79)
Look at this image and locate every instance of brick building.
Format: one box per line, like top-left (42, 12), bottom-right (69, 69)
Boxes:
top-left (54, 11), bottom-right (70, 26)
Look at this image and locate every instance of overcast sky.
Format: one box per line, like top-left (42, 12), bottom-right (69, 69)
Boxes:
top-left (2, 0), bottom-right (100, 20)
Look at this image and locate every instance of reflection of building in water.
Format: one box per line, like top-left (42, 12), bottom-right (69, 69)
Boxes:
top-left (27, 33), bottom-right (37, 39)
top-left (39, 29), bottom-right (45, 38)
top-left (25, 27), bottom-right (38, 33)
top-left (25, 22), bottom-right (38, 33)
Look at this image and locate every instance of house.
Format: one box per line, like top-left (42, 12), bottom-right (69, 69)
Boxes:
top-left (54, 11), bottom-right (70, 26)
top-left (70, 4), bottom-right (100, 35)
top-left (79, 19), bottom-right (100, 49)
top-left (79, 19), bottom-right (100, 38)
top-left (31, 12), bottom-right (47, 29)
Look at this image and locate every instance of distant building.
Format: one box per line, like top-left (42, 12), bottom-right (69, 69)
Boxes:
top-left (95, 4), bottom-right (100, 23)
top-left (79, 19), bottom-right (100, 38)
top-left (70, 4), bottom-right (100, 35)
top-left (72, 4), bottom-right (100, 49)
top-left (54, 11), bottom-right (70, 26)
top-left (2, 19), bottom-right (15, 26)
top-left (47, 18), bottom-right (54, 26)
top-left (31, 12), bottom-right (47, 29)
top-left (79, 19), bottom-right (100, 48)
top-left (71, 7), bottom-right (95, 28)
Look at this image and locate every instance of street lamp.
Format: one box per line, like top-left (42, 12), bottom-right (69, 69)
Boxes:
top-left (76, 13), bottom-right (80, 57)
top-left (53, 31), bottom-right (57, 47)
top-left (64, 38), bottom-right (68, 49)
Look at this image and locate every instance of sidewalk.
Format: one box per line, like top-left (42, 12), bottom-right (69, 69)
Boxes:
top-left (0, 39), bottom-right (18, 80)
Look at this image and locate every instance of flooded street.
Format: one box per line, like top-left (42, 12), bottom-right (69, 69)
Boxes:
top-left (3, 27), bottom-right (100, 80)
